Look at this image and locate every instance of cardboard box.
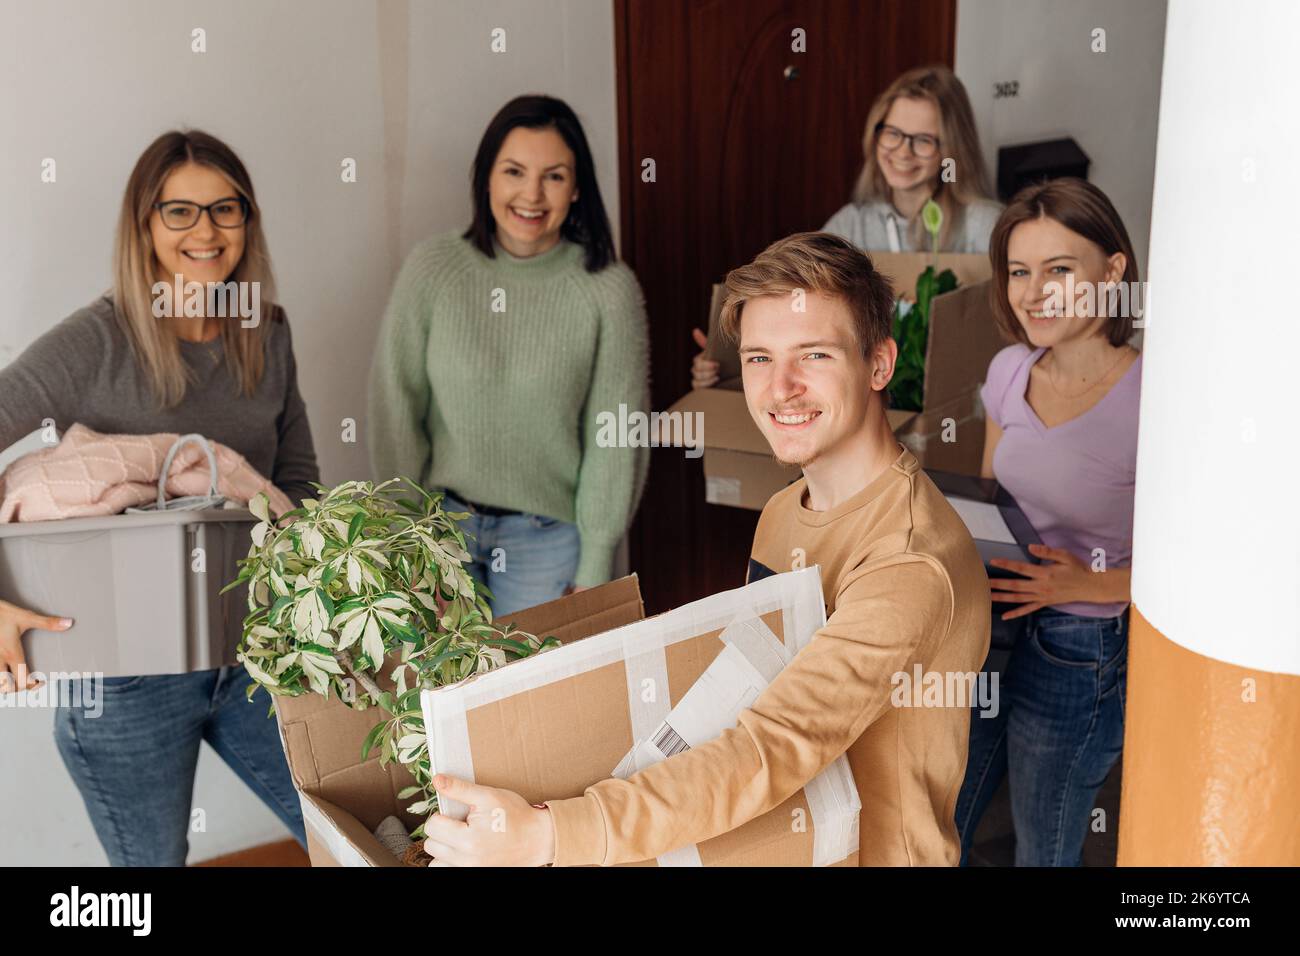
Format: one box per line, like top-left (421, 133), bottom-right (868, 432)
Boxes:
top-left (663, 385), bottom-right (915, 509)
top-left (424, 565), bottom-right (859, 867)
top-left (277, 574), bottom-right (646, 867)
top-left (278, 568), bottom-right (860, 867)
top-left (667, 252), bottom-right (1006, 509)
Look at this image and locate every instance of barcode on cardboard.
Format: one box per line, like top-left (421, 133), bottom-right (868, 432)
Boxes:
top-left (652, 721), bottom-right (691, 757)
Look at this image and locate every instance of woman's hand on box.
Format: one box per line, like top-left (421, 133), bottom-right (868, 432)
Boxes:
top-left (0, 600), bottom-right (73, 693)
top-left (691, 328), bottom-right (720, 389)
top-left (423, 774), bottom-right (555, 867)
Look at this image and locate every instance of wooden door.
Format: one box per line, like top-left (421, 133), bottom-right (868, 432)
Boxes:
top-left (615, 0), bottom-right (956, 613)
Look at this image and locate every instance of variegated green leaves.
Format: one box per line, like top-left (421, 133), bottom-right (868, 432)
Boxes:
top-left (225, 477), bottom-right (555, 826)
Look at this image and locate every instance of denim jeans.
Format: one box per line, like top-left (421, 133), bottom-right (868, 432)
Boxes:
top-left (442, 492), bottom-right (581, 616)
top-left (53, 666), bottom-right (305, 866)
top-left (954, 606), bottom-right (1128, 866)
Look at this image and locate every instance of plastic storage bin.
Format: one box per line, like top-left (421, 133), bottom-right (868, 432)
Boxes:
top-left (0, 508), bottom-right (256, 678)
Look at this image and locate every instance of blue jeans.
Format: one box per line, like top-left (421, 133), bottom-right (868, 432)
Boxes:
top-left (954, 606), bottom-right (1128, 866)
top-left (442, 492), bottom-right (581, 616)
top-left (53, 666), bottom-right (305, 866)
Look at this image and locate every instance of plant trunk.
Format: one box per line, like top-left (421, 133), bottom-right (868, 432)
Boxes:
top-left (339, 651), bottom-right (386, 705)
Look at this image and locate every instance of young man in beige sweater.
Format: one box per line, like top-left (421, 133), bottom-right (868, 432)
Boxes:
top-left (424, 232), bottom-right (991, 866)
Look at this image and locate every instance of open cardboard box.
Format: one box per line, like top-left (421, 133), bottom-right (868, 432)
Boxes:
top-left (664, 252), bottom-right (1005, 510)
top-left (276, 568), bottom-right (860, 867)
top-left (423, 564), bottom-right (858, 867)
top-left (275, 575), bottom-right (646, 867)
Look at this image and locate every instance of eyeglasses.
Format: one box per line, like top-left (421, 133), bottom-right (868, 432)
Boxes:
top-left (875, 123), bottom-right (940, 159)
top-left (152, 197), bottom-right (250, 230)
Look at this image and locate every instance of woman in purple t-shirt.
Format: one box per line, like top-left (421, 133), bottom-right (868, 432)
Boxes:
top-left (955, 179), bottom-right (1141, 866)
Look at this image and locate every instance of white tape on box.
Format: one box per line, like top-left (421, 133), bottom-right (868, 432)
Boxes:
top-left (423, 567), bottom-right (825, 720)
top-left (805, 752), bottom-right (861, 867)
top-left (656, 843), bottom-right (704, 867)
top-left (705, 475), bottom-right (742, 506)
top-left (300, 795), bottom-right (372, 868)
top-left (612, 614), bottom-right (786, 777)
top-left (423, 689), bottom-right (474, 821)
top-left (621, 629), bottom-right (671, 751)
top-left (612, 610), bottom-right (859, 867)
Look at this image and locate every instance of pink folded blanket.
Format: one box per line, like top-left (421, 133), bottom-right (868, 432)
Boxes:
top-left (0, 424), bottom-right (293, 522)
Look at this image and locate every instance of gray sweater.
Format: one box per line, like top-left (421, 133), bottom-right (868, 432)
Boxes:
top-left (0, 295), bottom-right (320, 504)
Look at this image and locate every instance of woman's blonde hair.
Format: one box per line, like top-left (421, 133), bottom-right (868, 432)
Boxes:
top-left (851, 65), bottom-right (993, 250)
top-left (112, 129), bottom-right (278, 407)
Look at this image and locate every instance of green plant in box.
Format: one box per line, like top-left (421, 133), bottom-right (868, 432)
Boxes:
top-left (888, 198), bottom-right (958, 412)
top-left (223, 478), bottom-right (558, 838)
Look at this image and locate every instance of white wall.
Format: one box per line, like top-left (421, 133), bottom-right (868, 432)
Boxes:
top-left (0, 0), bottom-right (617, 865)
top-left (955, 0), bottom-right (1168, 273)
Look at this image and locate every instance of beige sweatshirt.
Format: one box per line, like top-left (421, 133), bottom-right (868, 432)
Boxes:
top-left (545, 445), bottom-right (991, 866)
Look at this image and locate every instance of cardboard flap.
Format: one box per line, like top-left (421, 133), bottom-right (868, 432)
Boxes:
top-left (703, 283), bottom-right (740, 382)
top-left (300, 792), bottom-right (401, 867)
top-left (498, 574), bottom-right (645, 645)
top-left (922, 280), bottom-right (1005, 410)
top-left (867, 251), bottom-right (992, 297)
top-left (275, 690), bottom-right (381, 791)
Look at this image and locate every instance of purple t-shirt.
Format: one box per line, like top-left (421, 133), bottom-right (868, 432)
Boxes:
top-left (980, 344), bottom-right (1141, 618)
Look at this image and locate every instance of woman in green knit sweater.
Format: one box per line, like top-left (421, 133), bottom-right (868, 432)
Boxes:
top-left (368, 95), bottom-right (650, 614)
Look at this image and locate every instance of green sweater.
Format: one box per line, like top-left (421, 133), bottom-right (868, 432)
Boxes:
top-left (368, 231), bottom-right (650, 587)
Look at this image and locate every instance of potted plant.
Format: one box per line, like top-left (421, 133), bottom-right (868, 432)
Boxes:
top-left (223, 478), bottom-right (557, 841)
top-left (888, 198), bottom-right (959, 412)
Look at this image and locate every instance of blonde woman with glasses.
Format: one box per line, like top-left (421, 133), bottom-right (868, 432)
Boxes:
top-left (0, 129), bottom-right (318, 865)
top-left (692, 64), bottom-right (1001, 387)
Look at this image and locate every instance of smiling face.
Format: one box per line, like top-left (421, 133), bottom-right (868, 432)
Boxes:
top-left (875, 96), bottom-right (943, 195)
top-left (738, 292), bottom-right (891, 469)
top-left (488, 126), bottom-right (578, 258)
top-left (149, 162), bottom-right (246, 287)
top-left (1006, 215), bottom-right (1127, 349)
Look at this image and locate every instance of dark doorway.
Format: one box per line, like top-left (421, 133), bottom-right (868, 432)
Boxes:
top-left (615, 0), bottom-right (958, 613)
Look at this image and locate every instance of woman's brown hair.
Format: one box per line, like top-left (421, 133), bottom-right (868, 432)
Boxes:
top-left (988, 177), bottom-right (1139, 347)
top-left (112, 129), bottom-right (278, 407)
top-left (851, 64), bottom-right (993, 249)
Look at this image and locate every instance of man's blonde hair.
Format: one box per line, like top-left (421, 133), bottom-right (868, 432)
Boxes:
top-left (719, 231), bottom-right (895, 358)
